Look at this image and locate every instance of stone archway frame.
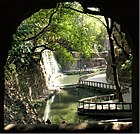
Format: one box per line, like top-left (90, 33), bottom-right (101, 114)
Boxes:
top-left (0, 0), bottom-right (138, 132)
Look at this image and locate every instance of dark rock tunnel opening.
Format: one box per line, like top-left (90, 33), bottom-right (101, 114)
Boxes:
top-left (0, 0), bottom-right (139, 132)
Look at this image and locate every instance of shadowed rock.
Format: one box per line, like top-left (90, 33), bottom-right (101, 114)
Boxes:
top-left (4, 122), bottom-right (132, 133)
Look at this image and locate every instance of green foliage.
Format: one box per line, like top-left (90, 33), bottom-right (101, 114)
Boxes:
top-left (121, 54), bottom-right (132, 80)
top-left (53, 3), bottom-right (106, 59)
top-left (6, 2), bottom-right (107, 74)
top-left (54, 45), bottom-right (75, 70)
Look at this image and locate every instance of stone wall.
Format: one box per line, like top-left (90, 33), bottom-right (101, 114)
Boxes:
top-left (4, 62), bottom-right (48, 125)
top-left (17, 62), bottom-right (47, 100)
top-left (65, 51), bottom-right (107, 71)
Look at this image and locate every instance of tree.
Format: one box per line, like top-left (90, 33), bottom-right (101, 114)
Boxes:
top-left (6, 2), bottom-right (107, 72)
top-left (104, 17), bottom-right (123, 102)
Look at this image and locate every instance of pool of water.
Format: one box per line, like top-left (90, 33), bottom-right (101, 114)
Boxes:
top-left (54, 74), bottom-right (80, 86)
top-left (43, 73), bottom-right (132, 124)
top-left (50, 88), bottom-right (105, 124)
top-left (47, 74), bottom-right (105, 124)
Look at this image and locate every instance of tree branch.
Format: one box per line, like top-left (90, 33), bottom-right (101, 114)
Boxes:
top-left (62, 3), bottom-right (103, 16)
top-left (114, 24), bottom-right (131, 48)
top-left (22, 5), bottom-right (60, 41)
top-left (31, 44), bottom-right (53, 62)
top-left (32, 44), bottom-right (52, 53)
top-left (105, 16), bottom-right (123, 102)
top-left (113, 34), bottom-right (129, 59)
top-left (90, 15), bottom-right (107, 28)
top-left (83, 8), bottom-right (103, 16)
top-left (62, 3), bottom-right (106, 28)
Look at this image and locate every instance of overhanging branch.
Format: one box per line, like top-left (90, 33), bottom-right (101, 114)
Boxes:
top-left (32, 45), bottom-right (52, 53)
top-left (62, 3), bottom-right (103, 16)
top-left (62, 3), bottom-right (106, 28)
top-left (32, 44), bottom-right (53, 62)
top-left (22, 5), bottom-right (60, 41)
top-left (113, 34), bottom-right (129, 59)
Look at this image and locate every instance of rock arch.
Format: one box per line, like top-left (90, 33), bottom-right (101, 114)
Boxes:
top-left (0, 0), bottom-right (138, 132)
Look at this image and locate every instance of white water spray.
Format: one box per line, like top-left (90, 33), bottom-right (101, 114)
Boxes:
top-left (40, 49), bottom-right (61, 90)
top-left (40, 49), bottom-right (62, 123)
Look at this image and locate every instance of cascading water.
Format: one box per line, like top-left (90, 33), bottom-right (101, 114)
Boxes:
top-left (40, 49), bottom-right (61, 90)
top-left (40, 49), bottom-right (61, 123)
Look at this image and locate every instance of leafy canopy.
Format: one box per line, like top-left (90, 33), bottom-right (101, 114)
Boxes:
top-left (6, 2), bottom-right (107, 71)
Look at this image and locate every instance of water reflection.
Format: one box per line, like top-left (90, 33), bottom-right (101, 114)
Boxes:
top-left (43, 95), bottom-right (55, 123)
top-left (48, 74), bottom-right (104, 124)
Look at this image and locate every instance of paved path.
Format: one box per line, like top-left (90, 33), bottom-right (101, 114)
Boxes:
top-left (86, 73), bottom-right (108, 83)
top-left (85, 73), bottom-right (132, 103)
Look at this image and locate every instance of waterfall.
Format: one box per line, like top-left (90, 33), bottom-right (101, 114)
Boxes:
top-left (40, 49), bottom-right (60, 91)
top-left (40, 49), bottom-right (61, 123)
